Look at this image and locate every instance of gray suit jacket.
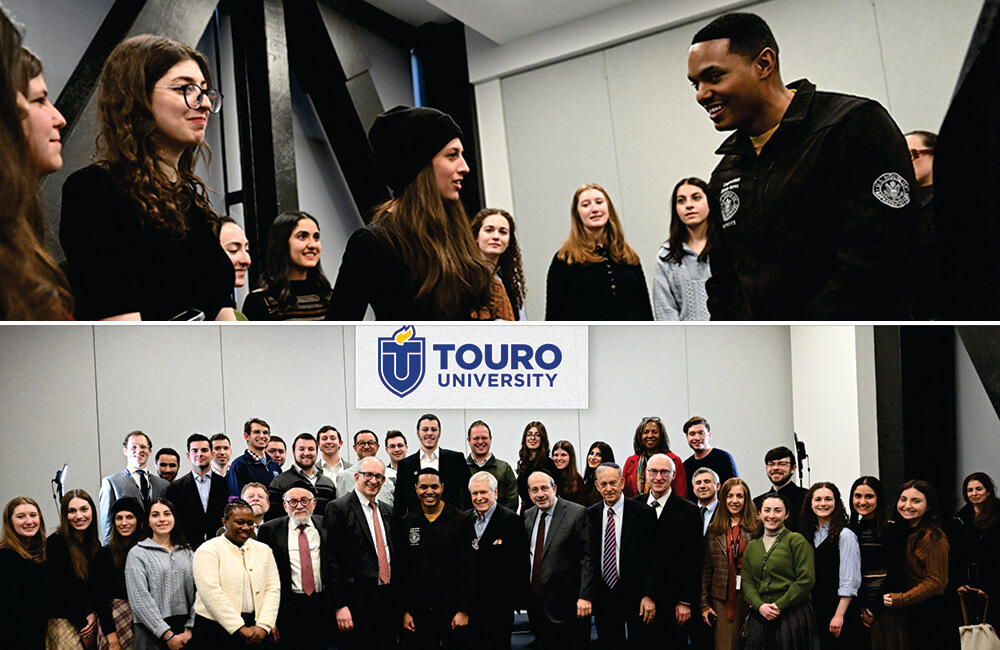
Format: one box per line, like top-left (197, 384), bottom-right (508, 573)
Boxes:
top-left (99, 468), bottom-right (169, 543)
top-left (522, 497), bottom-right (594, 623)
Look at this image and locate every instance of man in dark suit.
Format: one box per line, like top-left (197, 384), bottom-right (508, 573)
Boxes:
top-left (634, 453), bottom-right (703, 647)
top-left (589, 463), bottom-right (657, 647)
top-left (258, 484), bottom-right (330, 649)
top-left (523, 470), bottom-right (594, 650)
top-left (467, 470), bottom-right (529, 649)
top-left (394, 413), bottom-right (471, 519)
top-left (323, 457), bottom-right (396, 650)
top-left (752, 446), bottom-right (807, 532)
top-left (166, 433), bottom-right (230, 549)
top-left (99, 430), bottom-right (170, 544)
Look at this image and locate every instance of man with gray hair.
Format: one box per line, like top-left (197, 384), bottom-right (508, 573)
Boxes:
top-left (632, 453), bottom-right (702, 647)
top-left (467, 471), bottom-right (528, 649)
top-left (257, 484), bottom-right (330, 648)
top-left (588, 462), bottom-right (657, 645)
top-left (523, 470), bottom-right (593, 649)
top-left (691, 467), bottom-right (720, 536)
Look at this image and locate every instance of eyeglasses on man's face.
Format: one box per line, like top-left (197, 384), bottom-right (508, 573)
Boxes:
top-left (284, 497), bottom-right (314, 508)
top-left (359, 471), bottom-right (385, 482)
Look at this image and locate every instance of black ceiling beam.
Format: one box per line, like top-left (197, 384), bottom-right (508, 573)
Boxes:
top-left (39, 0), bottom-right (221, 261)
top-left (285, 0), bottom-right (390, 222)
top-left (317, 0), bottom-right (417, 48)
top-left (874, 326), bottom-right (957, 513)
top-left (229, 0), bottom-right (299, 289)
top-left (413, 21), bottom-right (484, 218)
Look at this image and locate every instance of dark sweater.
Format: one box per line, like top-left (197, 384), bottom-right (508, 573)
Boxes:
top-left (395, 504), bottom-right (476, 613)
top-left (60, 165), bottom-right (235, 320)
top-left (545, 250), bottom-right (653, 321)
top-left (683, 447), bottom-right (739, 498)
top-left (0, 547), bottom-right (47, 648)
top-left (45, 533), bottom-right (112, 631)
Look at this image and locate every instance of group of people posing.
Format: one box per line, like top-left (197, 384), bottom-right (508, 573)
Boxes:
top-left (2, 413), bottom-right (995, 650)
top-left (2, 9), bottom-right (940, 320)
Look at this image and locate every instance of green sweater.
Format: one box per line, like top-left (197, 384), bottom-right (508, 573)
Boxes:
top-left (741, 530), bottom-right (816, 611)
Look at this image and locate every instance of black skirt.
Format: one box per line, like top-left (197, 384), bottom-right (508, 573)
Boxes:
top-left (745, 600), bottom-right (822, 650)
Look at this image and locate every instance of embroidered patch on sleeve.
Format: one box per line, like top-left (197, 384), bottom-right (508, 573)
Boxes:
top-left (872, 172), bottom-right (910, 208)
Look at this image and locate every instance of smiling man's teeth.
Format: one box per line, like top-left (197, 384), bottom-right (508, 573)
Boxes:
top-left (707, 104), bottom-right (723, 116)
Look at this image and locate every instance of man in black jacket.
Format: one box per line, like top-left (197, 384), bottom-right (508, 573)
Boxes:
top-left (633, 454), bottom-right (702, 648)
top-left (687, 12), bottom-right (919, 320)
top-left (394, 413), bottom-right (471, 519)
top-left (166, 434), bottom-right (229, 549)
top-left (323, 457), bottom-right (396, 650)
top-left (396, 467), bottom-right (476, 649)
top-left (258, 485), bottom-right (330, 648)
top-left (467, 471), bottom-right (529, 649)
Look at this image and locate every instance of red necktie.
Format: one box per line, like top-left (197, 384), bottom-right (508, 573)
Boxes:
top-left (371, 502), bottom-right (390, 584)
top-left (531, 511), bottom-right (547, 595)
top-left (297, 524), bottom-right (315, 595)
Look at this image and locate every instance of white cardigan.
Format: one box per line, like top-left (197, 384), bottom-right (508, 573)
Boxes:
top-left (192, 535), bottom-right (280, 634)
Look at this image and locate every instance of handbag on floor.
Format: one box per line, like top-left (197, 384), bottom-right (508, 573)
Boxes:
top-left (960, 593), bottom-right (1000, 650)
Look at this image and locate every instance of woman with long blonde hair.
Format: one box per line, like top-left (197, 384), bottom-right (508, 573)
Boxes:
top-left (329, 105), bottom-right (510, 320)
top-left (546, 182), bottom-right (652, 320)
top-left (0, 496), bottom-right (48, 648)
top-left (60, 34), bottom-right (234, 321)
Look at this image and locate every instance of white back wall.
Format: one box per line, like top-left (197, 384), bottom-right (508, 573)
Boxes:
top-left (475, 0), bottom-right (982, 320)
top-left (0, 323), bottom-right (858, 525)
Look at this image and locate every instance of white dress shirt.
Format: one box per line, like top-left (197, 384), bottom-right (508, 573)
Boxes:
top-left (355, 488), bottom-right (391, 580)
top-left (419, 448), bottom-right (440, 470)
top-left (601, 497), bottom-right (625, 575)
top-left (287, 516), bottom-right (323, 594)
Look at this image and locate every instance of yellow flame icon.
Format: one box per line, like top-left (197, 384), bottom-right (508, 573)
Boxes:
top-left (394, 326), bottom-right (414, 345)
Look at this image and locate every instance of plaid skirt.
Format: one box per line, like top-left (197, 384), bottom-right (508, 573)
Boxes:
top-left (46, 618), bottom-right (85, 650)
top-left (98, 599), bottom-right (134, 650)
top-left (745, 601), bottom-right (822, 650)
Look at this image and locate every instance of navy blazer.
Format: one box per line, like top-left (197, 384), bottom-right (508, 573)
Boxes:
top-left (588, 497), bottom-right (658, 602)
top-left (467, 503), bottom-right (530, 613)
top-left (166, 470), bottom-right (230, 549)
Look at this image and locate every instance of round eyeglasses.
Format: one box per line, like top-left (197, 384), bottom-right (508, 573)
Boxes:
top-left (156, 83), bottom-right (224, 114)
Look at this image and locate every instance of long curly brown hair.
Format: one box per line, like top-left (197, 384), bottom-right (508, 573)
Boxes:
top-left (95, 34), bottom-right (217, 237)
top-left (471, 208), bottom-right (525, 312)
top-left (371, 164), bottom-right (493, 317)
top-left (0, 11), bottom-right (72, 319)
top-left (556, 183), bottom-right (640, 266)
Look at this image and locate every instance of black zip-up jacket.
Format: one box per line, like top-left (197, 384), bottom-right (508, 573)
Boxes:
top-left (705, 79), bottom-right (920, 320)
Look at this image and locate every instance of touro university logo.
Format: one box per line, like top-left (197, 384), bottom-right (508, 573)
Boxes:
top-left (358, 325), bottom-right (588, 409)
top-left (378, 325), bottom-right (425, 397)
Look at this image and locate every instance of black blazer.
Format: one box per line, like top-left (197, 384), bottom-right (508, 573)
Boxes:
top-left (633, 492), bottom-right (703, 607)
top-left (323, 491), bottom-right (395, 612)
top-left (394, 448), bottom-right (471, 519)
top-left (467, 503), bottom-right (530, 613)
top-left (257, 514), bottom-right (330, 602)
top-left (588, 498), bottom-right (658, 602)
top-left (166, 471), bottom-right (230, 549)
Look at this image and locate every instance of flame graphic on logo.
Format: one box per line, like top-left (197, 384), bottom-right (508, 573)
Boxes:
top-left (393, 325), bottom-right (415, 345)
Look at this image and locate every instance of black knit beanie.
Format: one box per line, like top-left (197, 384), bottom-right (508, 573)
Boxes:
top-left (368, 105), bottom-right (463, 195)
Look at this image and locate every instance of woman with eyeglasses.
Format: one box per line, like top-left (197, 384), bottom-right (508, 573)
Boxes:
top-left (60, 34), bottom-right (235, 321)
top-left (515, 421), bottom-right (558, 513)
top-left (125, 499), bottom-right (196, 649)
top-left (622, 416), bottom-right (687, 500)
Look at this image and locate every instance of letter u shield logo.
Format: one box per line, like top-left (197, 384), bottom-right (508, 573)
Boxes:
top-left (378, 326), bottom-right (425, 397)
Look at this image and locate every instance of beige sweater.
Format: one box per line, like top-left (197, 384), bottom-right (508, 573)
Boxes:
top-left (193, 536), bottom-right (280, 634)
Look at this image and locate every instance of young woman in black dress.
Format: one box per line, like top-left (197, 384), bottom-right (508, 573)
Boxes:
top-left (0, 496), bottom-right (48, 649)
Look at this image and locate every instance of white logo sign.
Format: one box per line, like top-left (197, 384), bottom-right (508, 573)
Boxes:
top-left (872, 172), bottom-right (910, 208)
top-left (356, 325), bottom-right (589, 409)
